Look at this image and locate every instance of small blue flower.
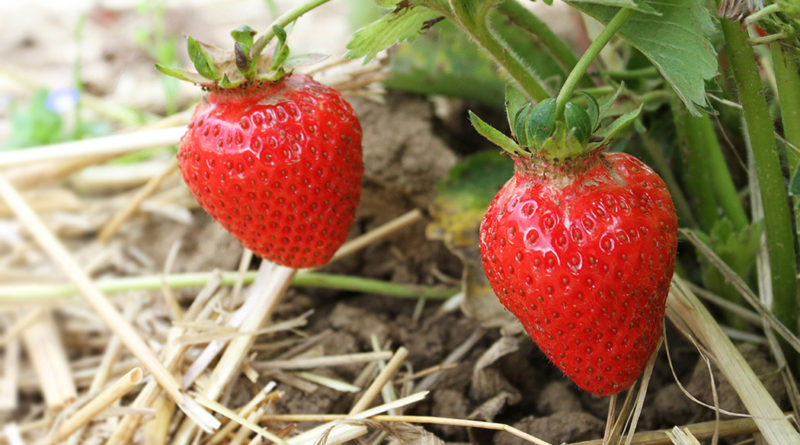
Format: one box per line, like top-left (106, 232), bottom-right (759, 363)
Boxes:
top-left (45, 88), bottom-right (80, 113)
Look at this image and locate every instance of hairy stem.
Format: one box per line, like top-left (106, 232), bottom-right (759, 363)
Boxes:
top-left (720, 17), bottom-right (798, 334)
top-left (554, 7), bottom-right (633, 118)
top-left (771, 43), bottom-right (800, 171)
top-left (437, 1), bottom-right (550, 101)
top-left (495, 0), bottom-right (589, 87)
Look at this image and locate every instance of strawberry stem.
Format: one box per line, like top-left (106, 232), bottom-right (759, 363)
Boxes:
top-left (554, 7), bottom-right (633, 120)
top-left (719, 14), bottom-right (799, 338)
top-left (250, 0), bottom-right (332, 60)
top-left (771, 42), bottom-right (800, 171)
top-left (495, 0), bottom-right (593, 88)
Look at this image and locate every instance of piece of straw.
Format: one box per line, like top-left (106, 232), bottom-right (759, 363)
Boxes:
top-left (97, 158), bottom-right (179, 242)
top-left (0, 336), bottom-right (20, 412)
top-left (47, 368), bottom-right (143, 444)
top-left (0, 127), bottom-right (185, 168)
top-left (0, 174), bottom-right (217, 432)
top-left (21, 310), bottom-right (76, 410)
top-left (667, 276), bottom-right (800, 444)
top-left (349, 347), bottom-right (408, 415)
top-left (171, 262), bottom-right (297, 445)
top-left (255, 351), bottom-right (393, 371)
top-left (325, 209), bottom-right (423, 264)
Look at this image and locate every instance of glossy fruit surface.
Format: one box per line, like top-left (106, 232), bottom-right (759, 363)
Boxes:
top-left (479, 152), bottom-right (677, 395)
top-left (178, 73), bottom-right (363, 268)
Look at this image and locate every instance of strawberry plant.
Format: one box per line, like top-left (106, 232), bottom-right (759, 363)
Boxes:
top-left (349, 0), bottom-right (800, 425)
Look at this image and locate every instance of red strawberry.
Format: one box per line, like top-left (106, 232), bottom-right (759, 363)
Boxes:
top-left (479, 151), bottom-right (677, 396)
top-left (177, 73), bottom-right (363, 268)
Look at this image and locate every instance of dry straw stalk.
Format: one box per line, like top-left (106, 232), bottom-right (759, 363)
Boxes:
top-left (0, 174), bottom-right (218, 432)
top-left (667, 276), bottom-right (800, 445)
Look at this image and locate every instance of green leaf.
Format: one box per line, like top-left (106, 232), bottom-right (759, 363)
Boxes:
top-left (525, 98), bottom-right (557, 146)
top-left (505, 84), bottom-right (529, 139)
top-left (429, 150), bottom-right (515, 248)
top-left (4, 89), bottom-right (63, 149)
top-left (231, 25), bottom-right (256, 50)
top-left (568, 0), bottom-right (717, 115)
top-left (187, 36), bottom-right (221, 81)
top-left (598, 82), bottom-right (625, 118)
top-left (790, 162), bottom-right (800, 195)
top-left (469, 111), bottom-right (525, 156)
top-left (384, 19), bottom-right (505, 106)
top-left (594, 103), bottom-right (643, 145)
top-left (345, 5), bottom-right (441, 63)
top-left (269, 25), bottom-right (290, 71)
top-left (568, 0), bottom-right (659, 14)
top-left (581, 91), bottom-right (600, 130)
top-left (564, 102), bottom-right (592, 143)
top-left (232, 25), bottom-right (257, 77)
top-left (155, 64), bottom-right (212, 85)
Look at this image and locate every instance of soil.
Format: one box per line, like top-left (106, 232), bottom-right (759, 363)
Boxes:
top-left (1, 3), bottom-right (791, 444)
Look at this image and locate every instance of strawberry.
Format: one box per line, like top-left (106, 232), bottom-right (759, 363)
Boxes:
top-left (162, 27), bottom-right (363, 268)
top-left (472, 96), bottom-right (677, 396)
top-left (479, 151), bottom-right (677, 395)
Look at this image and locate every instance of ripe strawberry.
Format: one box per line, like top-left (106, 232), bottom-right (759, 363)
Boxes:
top-left (479, 151), bottom-right (677, 396)
top-left (161, 26), bottom-right (363, 268)
top-left (177, 73), bottom-right (362, 268)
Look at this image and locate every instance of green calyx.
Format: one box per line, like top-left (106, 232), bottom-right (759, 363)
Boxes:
top-left (156, 24), bottom-right (318, 89)
top-left (470, 85), bottom-right (643, 164)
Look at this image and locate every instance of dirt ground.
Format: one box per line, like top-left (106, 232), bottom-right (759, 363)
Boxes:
top-left (0, 2), bottom-right (791, 444)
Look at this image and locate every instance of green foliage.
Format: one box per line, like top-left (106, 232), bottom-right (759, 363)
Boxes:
top-left (135, 0), bottom-right (180, 113)
top-left (568, 0), bottom-right (659, 14)
top-left (694, 219), bottom-right (765, 326)
top-left (469, 112), bottom-right (524, 156)
top-left (383, 20), bottom-right (505, 105)
top-left (568, 0), bottom-right (717, 115)
top-left (345, 5), bottom-right (441, 62)
top-left (429, 150), bottom-right (514, 247)
top-left (187, 36), bottom-right (222, 81)
top-left (4, 90), bottom-right (63, 149)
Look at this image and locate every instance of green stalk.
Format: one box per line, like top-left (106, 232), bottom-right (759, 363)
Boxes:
top-left (698, 114), bottom-right (749, 230)
top-left (0, 271), bottom-right (457, 304)
top-left (554, 7), bottom-right (634, 118)
top-left (495, 0), bottom-right (590, 87)
top-left (640, 133), bottom-right (698, 228)
top-left (673, 103), bottom-right (718, 232)
top-left (720, 18), bottom-right (798, 334)
top-left (431, 1), bottom-right (550, 101)
top-left (251, 0), bottom-right (332, 57)
top-left (771, 43), bottom-right (800, 171)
